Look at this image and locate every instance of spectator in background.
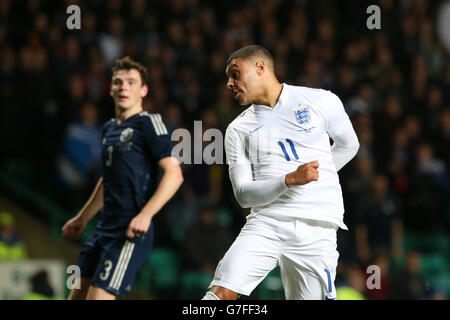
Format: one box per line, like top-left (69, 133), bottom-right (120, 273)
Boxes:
top-left (437, 108), bottom-right (450, 170)
top-left (374, 93), bottom-right (405, 162)
top-left (163, 102), bottom-right (184, 135)
top-left (345, 82), bottom-right (377, 118)
top-left (56, 102), bottom-right (102, 211)
top-left (364, 253), bottom-right (392, 300)
top-left (1, 0), bottom-right (449, 300)
top-left (336, 264), bottom-right (367, 300)
top-left (0, 212), bottom-right (28, 260)
top-left (23, 270), bottom-right (55, 300)
top-left (169, 109), bottom-right (224, 241)
top-left (183, 109), bottom-right (224, 209)
top-left (390, 251), bottom-right (427, 300)
top-left (339, 155), bottom-right (375, 265)
top-left (427, 285), bottom-right (447, 300)
top-left (436, 0), bottom-right (450, 51)
top-left (183, 206), bottom-right (233, 274)
top-left (63, 73), bottom-right (88, 122)
top-left (387, 127), bottom-right (411, 208)
top-left (212, 85), bottom-right (239, 132)
top-left (406, 142), bottom-right (448, 232)
top-left (99, 15), bottom-right (125, 67)
top-left (355, 173), bottom-right (403, 264)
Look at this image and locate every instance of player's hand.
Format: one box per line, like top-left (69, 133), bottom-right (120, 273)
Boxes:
top-left (126, 213), bottom-right (151, 238)
top-left (285, 160), bottom-right (320, 187)
top-left (62, 216), bottom-right (86, 240)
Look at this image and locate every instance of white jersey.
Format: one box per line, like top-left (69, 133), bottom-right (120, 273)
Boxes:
top-left (224, 84), bottom-right (359, 230)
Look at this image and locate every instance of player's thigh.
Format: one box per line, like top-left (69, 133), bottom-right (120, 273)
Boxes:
top-left (280, 220), bottom-right (339, 300)
top-left (91, 233), bottom-right (154, 297)
top-left (68, 277), bottom-right (91, 300)
top-left (209, 231), bottom-right (280, 297)
top-left (74, 233), bottom-right (102, 298)
top-left (279, 252), bottom-right (338, 300)
top-left (86, 285), bottom-right (116, 300)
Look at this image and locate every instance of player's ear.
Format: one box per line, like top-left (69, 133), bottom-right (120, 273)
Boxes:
top-left (140, 84), bottom-right (149, 98)
top-left (255, 60), bottom-right (265, 76)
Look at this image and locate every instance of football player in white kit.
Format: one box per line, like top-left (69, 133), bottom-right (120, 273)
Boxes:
top-left (202, 45), bottom-right (359, 300)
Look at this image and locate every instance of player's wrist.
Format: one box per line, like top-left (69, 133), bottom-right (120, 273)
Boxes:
top-left (76, 211), bottom-right (90, 224)
top-left (284, 173), bottom-right (294, 187)
top-left (139, 209), bottom-right (156, 219)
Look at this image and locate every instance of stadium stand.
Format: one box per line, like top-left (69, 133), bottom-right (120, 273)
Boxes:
top-left (0, 0), bottom-right (448, 299)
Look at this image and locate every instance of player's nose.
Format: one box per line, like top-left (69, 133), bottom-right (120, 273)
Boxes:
top-left (226, 78), bottom-right (234, 90)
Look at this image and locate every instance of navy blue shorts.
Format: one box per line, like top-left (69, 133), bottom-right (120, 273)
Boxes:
top-left (77, 224), bottom-right (154, 297)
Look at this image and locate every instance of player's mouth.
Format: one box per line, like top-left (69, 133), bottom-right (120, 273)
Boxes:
top-left (118, 95), bottom-right (129, 101)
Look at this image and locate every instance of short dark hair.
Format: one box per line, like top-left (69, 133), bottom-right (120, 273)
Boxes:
top-left (226, 45), bottom-right (274, 70)
top-left (111, 56), bottom-right (148, 86)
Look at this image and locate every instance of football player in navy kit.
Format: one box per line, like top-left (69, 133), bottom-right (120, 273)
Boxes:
top-left (62, 57), bottom-right (183, 300)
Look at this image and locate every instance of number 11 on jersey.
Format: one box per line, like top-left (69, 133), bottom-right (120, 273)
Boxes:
top-left (278, 139), bottom-right (299, 161)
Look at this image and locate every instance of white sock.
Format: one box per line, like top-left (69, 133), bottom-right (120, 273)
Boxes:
top-left (202, 291), bottom-right (220, 300)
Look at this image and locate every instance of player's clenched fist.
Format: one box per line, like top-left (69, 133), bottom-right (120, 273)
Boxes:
top-left (285, 160), bottom-right (320, 187)
top-left (126, 213), bottom-right (151, 238)
top-left (62, 216), bottom-right (86, 240)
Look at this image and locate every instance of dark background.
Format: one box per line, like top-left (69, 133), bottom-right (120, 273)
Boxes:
top-left (0, 0), bottom-right (449, 300)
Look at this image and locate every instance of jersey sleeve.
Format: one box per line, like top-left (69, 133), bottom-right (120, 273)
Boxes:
top-left (319, 91), bottom-right (360, 171)
top-left (224, 125), bottom-right (250, 169)
top-left (225, 126), bottom-right (289, 208)
top-left (320, 91), bottom-right (353, 138)
top-left (142, 113), bottom-right (173, 162)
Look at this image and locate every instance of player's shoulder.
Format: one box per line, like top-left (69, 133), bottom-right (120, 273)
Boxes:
top-left (105, 118), bottom-right (116, 125)
top-left (288, 84), bottom-right (342, 110)
top-left (226, 105), bottom-right (256, 133)
top-left (137, 110), bottom-right (159, 122)
top-left (287, 84), bottom-right (336, 101)
top-left (102, 118), bottom-right (116, 130)
top-left (137, 110), bottom-right (169, 135)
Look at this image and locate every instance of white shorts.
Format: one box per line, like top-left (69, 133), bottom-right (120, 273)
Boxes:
top-left (209, 214), bottom-right (339, 300)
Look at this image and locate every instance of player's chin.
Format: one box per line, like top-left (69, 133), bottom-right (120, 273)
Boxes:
top-left (236, 95), bottom-right (248, 106)
top-left (116, 101), bottom-right (132, 109)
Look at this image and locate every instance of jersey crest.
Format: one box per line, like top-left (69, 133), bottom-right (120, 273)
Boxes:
top-left (295, 106), bottom-right (311, 125)
top-left (119, 128), bottom-right (134, 151)
top-left (120, 127), bottom-right (134, 143)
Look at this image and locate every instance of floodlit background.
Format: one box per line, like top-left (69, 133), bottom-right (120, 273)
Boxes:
top-left (0, 0), bottom-right (449, 300)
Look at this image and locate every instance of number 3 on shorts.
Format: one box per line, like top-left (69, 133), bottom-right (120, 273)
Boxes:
top-left (100, 260), bottom-right (113, 281)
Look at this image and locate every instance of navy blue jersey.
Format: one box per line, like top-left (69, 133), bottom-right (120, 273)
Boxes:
top-left (96, 111), bottom-right (173, 237)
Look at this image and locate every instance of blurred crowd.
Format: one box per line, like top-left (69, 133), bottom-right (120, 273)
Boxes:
top-left (0, 211), bottom-right (28, 260)
top-left (0, 0), bottom-right (449, 299)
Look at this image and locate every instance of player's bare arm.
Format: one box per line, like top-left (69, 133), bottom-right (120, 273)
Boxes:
top-left (62, 177), bottom-right (104, 239)
top-left (126, 157), bottom-right (183, 238)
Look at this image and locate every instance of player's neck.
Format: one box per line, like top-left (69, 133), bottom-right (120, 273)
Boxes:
top-left (115, 104), bottom-right (143, 124)
top-left (254, 82), bottom-right (283, 109)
